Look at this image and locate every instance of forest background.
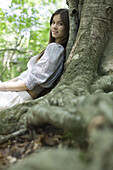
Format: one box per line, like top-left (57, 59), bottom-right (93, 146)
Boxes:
top-left (0, 0), bottom-right (67, 81)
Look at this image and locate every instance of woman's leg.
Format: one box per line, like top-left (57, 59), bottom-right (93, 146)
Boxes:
top-left (0, 91), bottom-right (32, 111)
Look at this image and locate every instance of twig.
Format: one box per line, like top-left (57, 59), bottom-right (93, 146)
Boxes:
top-left (0, 48), bottom-right (27, 54)
top-left (0, 128), bottom-right (27, 144)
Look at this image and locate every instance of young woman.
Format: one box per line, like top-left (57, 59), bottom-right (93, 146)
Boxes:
top-left (0, 8), bottom-right (69, 111)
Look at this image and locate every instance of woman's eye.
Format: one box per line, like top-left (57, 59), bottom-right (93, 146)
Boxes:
top-left (52, 21), bottom-right (55, 24)
top-left (51, 21), bottom-right (63, 26)
top-left (59, 22), bottom-right (63, 26)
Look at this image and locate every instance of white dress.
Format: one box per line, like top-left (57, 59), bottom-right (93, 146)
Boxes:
top-left (0, 91), bottom-right (32, 111)
top-left (0, 43), bottom-right (64, 111)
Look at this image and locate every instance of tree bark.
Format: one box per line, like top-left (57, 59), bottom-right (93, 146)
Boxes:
top-left (99, 29), bottom-right (113, 75)
top-left (66, 0), bottom-right (79, 58)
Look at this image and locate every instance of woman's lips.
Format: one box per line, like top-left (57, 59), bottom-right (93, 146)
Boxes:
top-left (52, 31), bottom-right (58, 34)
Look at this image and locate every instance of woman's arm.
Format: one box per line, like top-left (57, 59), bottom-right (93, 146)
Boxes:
top-left (5, 77), bottom-right (20, 83)
top-left (0, 80), bottom-right (28, 91)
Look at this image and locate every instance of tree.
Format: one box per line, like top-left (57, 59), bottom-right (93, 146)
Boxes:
top-left (0, 0), bottom-right (113, 169)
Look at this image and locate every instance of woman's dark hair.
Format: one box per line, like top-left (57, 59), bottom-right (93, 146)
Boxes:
top-left (36, 8), bottom-right (69, 61)
top-left (49, 8), bottom-right (69, 48)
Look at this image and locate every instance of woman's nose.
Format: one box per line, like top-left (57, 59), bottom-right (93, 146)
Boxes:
top-left (53, 23), bottom-right (57, 29)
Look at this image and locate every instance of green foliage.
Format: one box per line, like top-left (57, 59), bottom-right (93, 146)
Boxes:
top-left (0, 0), bottom-right (67, 81)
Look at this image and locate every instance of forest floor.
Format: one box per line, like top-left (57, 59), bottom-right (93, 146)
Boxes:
top-left (0, 125), bottom-right (70, 170)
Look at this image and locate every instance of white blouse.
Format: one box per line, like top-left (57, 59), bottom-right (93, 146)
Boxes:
top-left (19, 43), bottom-right (64, 95)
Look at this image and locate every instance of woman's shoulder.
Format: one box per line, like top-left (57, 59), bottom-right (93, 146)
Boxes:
top-left (46, 43), bottom-right (64, 51)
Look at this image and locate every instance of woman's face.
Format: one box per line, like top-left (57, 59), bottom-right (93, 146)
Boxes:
top-left (50, 14), bottom-right (67, 43)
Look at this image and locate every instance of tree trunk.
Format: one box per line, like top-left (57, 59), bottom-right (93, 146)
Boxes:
top-left (66, 0), bottom-right (79, 58)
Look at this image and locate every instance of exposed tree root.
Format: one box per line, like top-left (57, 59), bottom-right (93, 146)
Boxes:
top-left (0, 90), bottom-right (113, 144)
top-left (26, 104), bottom-right (84, 133)
top-left (90, 75), bottom-right (113, 93)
